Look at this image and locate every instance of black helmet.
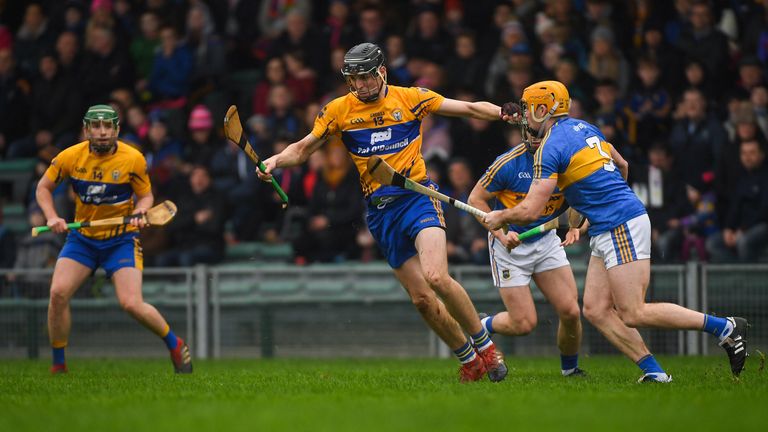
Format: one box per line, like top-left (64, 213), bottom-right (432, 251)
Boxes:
top-left (342, 43), bottom-right (385, 76)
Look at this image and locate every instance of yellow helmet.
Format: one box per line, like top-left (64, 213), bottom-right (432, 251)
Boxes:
top-left (521, 80), bottom-right (570, 122)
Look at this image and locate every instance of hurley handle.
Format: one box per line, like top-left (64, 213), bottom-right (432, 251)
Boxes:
top-left (31, 222), bottom-right (84, 237)
top-left (517, 225), bottom-right (544, 241)
top-left (258, 160), bottom-right (290, 207)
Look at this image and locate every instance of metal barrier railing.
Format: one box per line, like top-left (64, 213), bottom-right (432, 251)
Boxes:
top-left (1, 263), bottom-right (763, 359)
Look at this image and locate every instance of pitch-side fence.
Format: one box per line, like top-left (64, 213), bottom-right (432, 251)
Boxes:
top-left (0, 263), bottom-right (765, 359)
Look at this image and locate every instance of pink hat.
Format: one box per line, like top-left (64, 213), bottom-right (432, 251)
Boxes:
top-left (91, 0), bottom-right (112, 13)
top-left (0, 26), bottom-right (12, 50)
top-left (188, 105), bottom-right (213, 130)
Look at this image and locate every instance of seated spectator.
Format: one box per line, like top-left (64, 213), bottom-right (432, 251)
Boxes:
top-left (144, 111), bottom-right (183, 188)
top-left (156, 165), bottom-right (226, 266)
top-left (628, 56), bottom-right (671, 149)
top-left (145, 26), bottom-right (192, 106)
top-left (593, 78), bottom-right (636, 147)
top-left (283, 50), bottom-right (316, 108)
top-left (80, 26), bottom-right (134, 107)
top-left (181, 104), bottom-right (220, 172)
top-left (751, 85), bottom-right (768, 139)
top-left (252, 57), bottom-right (296, 116)
top-left (0, 48), bottom-right (31, 153)
top-left (587, 26), bottom-right (630, 97)
top-left (707, 140), bottom-right (768, 262)
top-left (384, 35), bottom-right (411, 87)
top-left (678, 180), bottom-right (718, 262)
top-left (265, 84), bottom-right (301, 141)
top-left (185, 4), bottom-right (226, 93)
top-left (130, 11), bottom-right (161, 83)
top-left (14, 3), bottom-right (55, 77)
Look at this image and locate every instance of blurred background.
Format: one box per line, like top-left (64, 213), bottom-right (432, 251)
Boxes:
top-left (0, 0), bottom-right (767, 360)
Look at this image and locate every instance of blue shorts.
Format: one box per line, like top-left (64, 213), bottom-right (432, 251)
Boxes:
top-left (59, 231), bottom-right (143, 278)
top-left (366, 189), bottom-right (446, 268)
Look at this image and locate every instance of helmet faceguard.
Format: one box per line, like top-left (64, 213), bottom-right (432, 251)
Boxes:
top-left (519, 80), bottom-right (570, 149)
top-left (83, 104), bottom-right (120, 154)
top-left (342, 43), bottom-right (387, 103)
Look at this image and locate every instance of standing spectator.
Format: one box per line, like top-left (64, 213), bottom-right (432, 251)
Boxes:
top-left (79, 26), bottom-right (134, 106)
top-left (638, 144), bottom-right (689, 262)
top-left (294, 143), bottom-right (362, 263)
top-left (156, 165), bottom-right (226, 266)
top-left (677, 0), bottom-right (730, 85)
top-left (0, 48), bottom-right (30, 155)
top-left (14, 3), bottom-right (56, 77)
top-left (185, 4), bottom-right (226, 93)
top-left (668, 88), bottom-right (728, 187)
top-left (628, 56), bottom-right (671, 149)
top-left (444, 31), bottom-right (485, 97)
top-left (707, 140), bottom-right (768, 262)
top-left (444, 158), bottom-right (486, 264)
top-left (356, 4), bottom-right (388, 48)
top-left (587, 26), bottom-right (630, 97)
top-left (146, 26), bottom-right (193, 105)
top-left (130, 12), bottom-right (161, 83)
top-left (406, 7), bottom-right (451, 64)
top-left (321, 0), bottom-right (356, 53)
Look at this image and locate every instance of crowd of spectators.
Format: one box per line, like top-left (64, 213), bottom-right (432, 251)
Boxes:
top-left (1, 0), bottom-right (767, 272)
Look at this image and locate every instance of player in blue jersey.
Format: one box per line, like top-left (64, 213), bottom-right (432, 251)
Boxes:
top-left (485, 81), bottom-right (749, 381)
top-left (258, 43), bottom-right (511, 382)
top-left (468, 143), bottom-right (586, 377)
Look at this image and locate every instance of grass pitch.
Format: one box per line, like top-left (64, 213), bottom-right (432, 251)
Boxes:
top-left (1, 356), bottom-right (765, 431)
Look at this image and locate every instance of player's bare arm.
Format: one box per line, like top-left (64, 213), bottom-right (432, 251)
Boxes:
top-left (468, 181), bottom-right (520, 249)
top-left (484, 178), bottom-right (557, 230)
top-left (35, 174), bottom-right (67, 233)
top-left (258, 133), bottom-right (326, 181)
top-left (435, 98), bottom-right (502, 121)
top-left (610, 145), bottom-right (629, 180)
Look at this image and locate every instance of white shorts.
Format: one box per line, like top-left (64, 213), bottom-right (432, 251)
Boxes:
top-left (488, 230), bottom-right (570, 287)
top-left (590, 214), bottom-right (651, 269)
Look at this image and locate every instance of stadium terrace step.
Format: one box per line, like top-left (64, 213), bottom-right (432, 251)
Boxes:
top-left (0, 158), bottom-right (36, 202)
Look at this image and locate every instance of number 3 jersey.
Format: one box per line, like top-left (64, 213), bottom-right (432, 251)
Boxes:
top-left (533, 117), bottom-right (646, 235)
top-left (479, 143), bottom-right (566, 243)
top-left (44, 141), bottom-right (152, 240)
top-left (311, 85), bottom-right (444, 199)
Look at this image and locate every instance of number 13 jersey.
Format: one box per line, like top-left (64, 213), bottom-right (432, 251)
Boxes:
top-left (533, 117), bottom-right (646, 235)
top-left (310, 85), bottom-right (444, 199)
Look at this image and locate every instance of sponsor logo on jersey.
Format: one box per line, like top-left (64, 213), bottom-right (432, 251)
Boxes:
top-left (370, 128), bottom-right (392, 145)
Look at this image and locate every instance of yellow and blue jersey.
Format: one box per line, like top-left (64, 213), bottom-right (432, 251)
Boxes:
top-left (44, 141), bottom-right (152, 240)
top-left (479, 144), bottom-right (566, 243)
top-left (311, 85), bottom-right (444, 198)
top-left (533, 117), bottom-right (646, 235)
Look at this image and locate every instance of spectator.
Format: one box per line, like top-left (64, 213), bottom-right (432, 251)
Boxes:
top-left (587, 26), bottom-right (630, 97)
top-left (130, 12), bottom-right (161, 82)
top-left (593, 78), bottom-right (635, 146)
top-left (637, 144), bottom-right (689, 262)
top-left (485, 20), bottom-right (528, 98)
top-left (268, 10), bottom-right (325, 74)
top-left (444, 158), bottom-right (486, 264)
top-left (677, 0), bottom-right (730, 85)
top-left (54, 31), bottom-right (82, 83)
top-left (146, 26), bottom-right (193, 105)
top-left (636, 19), bottom-right (684, 91)
top-left (283, 50), bottom-right (316, 108)
top-left (733, 56), bottom-right (765, 99)
top-left (445, 31), bottom-right (486, 97)
top-left (294, 143), bottom-right (362, 263)
top-left (252, 57), bottom-right (299, 116)
top-left (356, 4), bottom-right (388, 48)
top-left (0, 48), bottom-right (30, 155)
top-left (628, 56), bottom-right (671, 149)
top-left (185, 4), bottom-right (226, 92)
top-left (144, 111), bottom-right (183, 188)
top-left (265, 84), bottom-right (301, 142)
top-left (258, 0), bottom-right (312, 40)
top-left (406, 7), bottom-right (451, 64)
top-left (14, 3), bottom-right (56, 77)
top-left (0, 202), bottom-right (16, 269)
top-left (707, 140), bottom-right (768, 262)
top-left (79, 26), bottom-right (134, 106)
top-left (678, 179), bottom-right (718, 262)
top-left (321, 0), bottom-right (356, 52)
top-left (384, 35), bottom-right (411, 86)
top-left (6, 207), bottom-right (61, 298)
top-left (156, 165), bottom-right (226, 266)
top-left (668, 88), bottom-right (728, 187)
top-left (181, 104), bottom-right (220, 172)
top-left (752, 85), bottom-right (768, 138)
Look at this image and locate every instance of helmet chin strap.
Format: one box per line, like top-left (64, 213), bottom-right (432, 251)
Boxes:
top-left (348, 69), bottom-right (388, 103)
top-left (521, 101), bottom-right (560, 151)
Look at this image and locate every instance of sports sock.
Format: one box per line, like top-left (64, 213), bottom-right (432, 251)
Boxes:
top-left (480, 315), bottom-right (495, 334)
top-left (162, 327), bottom-right (178, 350)
top-left (471, 328), bottom-right (493, 352)
top-left (453, 341), bottom-right (477, 364)
top-left (702, 315), bottom-right (732, 340)
top-left (52, 347), bottom-right (66, 366)
top-left (561, 354), bottom-right (578, 375)
top-left (636, 354), bottom-right (665, 374)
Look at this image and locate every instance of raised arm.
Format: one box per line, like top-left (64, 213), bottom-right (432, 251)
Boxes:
top-left (435, 98), bottom-right (502, 121)
top-left (258, 133), bottom-right (326, 179)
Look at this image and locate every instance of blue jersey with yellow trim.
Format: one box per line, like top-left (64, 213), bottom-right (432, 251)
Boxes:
top-left (480, 144), bottom-right (566, 243)
top-left (44, 141), bottom-right (152, 240)
top-left (533, 117), bottom-right (646, 235)
top-left (311, 85), bottom-right (444, 198)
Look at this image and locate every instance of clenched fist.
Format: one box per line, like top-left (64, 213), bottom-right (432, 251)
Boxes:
top-left (501, 102), bottom-right (522, 124)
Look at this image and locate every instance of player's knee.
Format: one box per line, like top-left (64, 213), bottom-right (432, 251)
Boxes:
top-left (119, 297), bottom-right (142, 316)
top-left (49, 285), bottom-right (72, 307)
top-left (616, 307), bottom-right (643, 328)
top-left (558, 303), bottom-right (581, 324)
top-left (510, 316), bottom-right (537, 335)
top-left (422, 269), bottom-right (451, 291)
top-left (410, 292), bottom-right (436, 314)
top-left (582, 302), bottom-right (607, 326)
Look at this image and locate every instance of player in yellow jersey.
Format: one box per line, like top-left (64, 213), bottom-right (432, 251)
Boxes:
top-left (258, 43), bottom-right (511, 382)
top-left (36, 105), bottom-right (192, 374)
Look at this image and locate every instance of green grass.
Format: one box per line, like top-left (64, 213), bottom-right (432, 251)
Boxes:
top-left (0, 356), bottom-right (765, 431)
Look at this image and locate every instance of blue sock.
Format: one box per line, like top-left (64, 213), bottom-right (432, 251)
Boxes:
top-left (163, 328), bottom-right (178, 350)
top-left (471, 328), bottom-right (493, 352)
top-left (52, 347), bottom-right (65, 366)
top-left (561, 354), bottom-right (578, 371)
top-left (702, 314), bottom-right (730, 338)
top-left (453, 341), bottom-right (477, 364)
top-left (636, 354), bottom-right (665, 374)
top-left (481, 315), bottom-right (495, 334)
